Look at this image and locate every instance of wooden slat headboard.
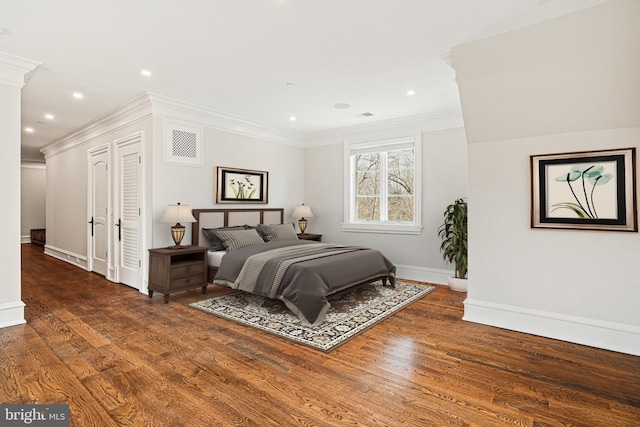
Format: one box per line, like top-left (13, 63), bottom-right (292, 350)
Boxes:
top-left (191, 208), bottom-right (284, 247)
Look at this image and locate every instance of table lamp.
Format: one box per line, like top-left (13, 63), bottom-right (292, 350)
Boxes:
top-left (292, 204), bottom-right (314, 234)
top-left (160, 203), bottom-right (196, 249)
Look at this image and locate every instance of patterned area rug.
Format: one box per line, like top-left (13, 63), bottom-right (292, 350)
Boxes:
top-left (189, 280), bottom-right (437, 352)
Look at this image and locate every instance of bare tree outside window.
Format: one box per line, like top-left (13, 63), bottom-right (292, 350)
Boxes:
top-left (388, 149), bottom-right (414, 222)
top-left (355, 153), bottom-right (381, 221)
top-left (355, 149), bottom-right (414, 222)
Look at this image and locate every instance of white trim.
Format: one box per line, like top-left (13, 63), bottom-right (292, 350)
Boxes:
top-left (0, 300), bottom-right (26, 328)
top-left (44, 245), bottom-right (89, 271)
top-left (21, 236), bottom-right (30, 244)
top-left (40, 92), bottom-right (306, 159)
top-left (395, 264), bottom-right (450, 286)
top-left (464, 299), bottom-right (640, 357)
top-left (341, 222), bottom-right (423, 235)
top-left (21, 162), bottom-right (46, 170)
top-left (0, 52), bottom-right (41, 88)
top-left (41, 93), bottom-right (153, 159)
top-left (147, 92), bottom-right (306, 147)
top-left (306, 109), bottom-right (464, 147)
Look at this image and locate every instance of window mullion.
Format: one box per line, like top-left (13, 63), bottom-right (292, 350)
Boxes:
top-left (380, 151), bottom-right (388, 222)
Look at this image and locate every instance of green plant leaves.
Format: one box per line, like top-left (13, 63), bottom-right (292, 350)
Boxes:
top-left (438, 198), bottom-right (467, 279)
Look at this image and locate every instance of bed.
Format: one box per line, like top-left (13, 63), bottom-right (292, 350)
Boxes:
top-left (191, 208), bottom-right (396, 326)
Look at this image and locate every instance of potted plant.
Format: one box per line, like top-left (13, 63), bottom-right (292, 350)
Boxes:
top-left (437, 198), bottom-right (468, 292)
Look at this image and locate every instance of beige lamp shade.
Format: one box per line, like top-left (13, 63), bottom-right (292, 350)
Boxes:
top-left (292, 204), bottom-right (314, 234)
top-left (161, 203), bottom-right (196, 248)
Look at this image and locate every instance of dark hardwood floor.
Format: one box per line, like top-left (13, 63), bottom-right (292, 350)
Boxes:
top-left (2, 243), bottom-right (639, 426)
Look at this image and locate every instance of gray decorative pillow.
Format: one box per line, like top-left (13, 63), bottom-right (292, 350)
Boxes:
top-left (202, 226), bottom-right (246, 251)
top-left (256, 223), bottom-right (298, 241)
top-left (210, 228), bottom-right (265, 251)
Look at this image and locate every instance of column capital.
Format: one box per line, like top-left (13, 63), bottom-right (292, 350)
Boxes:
top-left (0, 51), bottom-right (41, 87)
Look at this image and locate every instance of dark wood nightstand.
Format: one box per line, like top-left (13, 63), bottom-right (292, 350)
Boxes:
top-left (297, 233), bottom-right (322, 242)
top-left (148, 245), bottom-right (208, 303)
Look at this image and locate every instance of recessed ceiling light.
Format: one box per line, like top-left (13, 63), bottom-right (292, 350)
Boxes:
top-left (334, 103), bottom-right (351, 109)
top-left (141, 69), bottom-right (152, 77)
top-left (406, 90), bottom-right (416, 96)
top-left (24, 127), bottom-right (34, 133)
top-left (289, 116), bottom-right (296, 121)
top-left (73, 92), bottom-right (83, 99)
top-left (45, 113), bottom-right (54, 120)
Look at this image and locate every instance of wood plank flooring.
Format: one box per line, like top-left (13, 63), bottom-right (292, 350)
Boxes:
top-left (2, 243), bottom-right (639, 426)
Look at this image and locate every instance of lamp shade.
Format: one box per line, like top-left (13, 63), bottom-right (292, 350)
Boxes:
top-left (160, 203), bottom-right (196, 224)
top-left (292, 204), bottom-right (314, 218)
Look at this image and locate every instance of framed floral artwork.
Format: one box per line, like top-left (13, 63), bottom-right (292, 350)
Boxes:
top-left (530, 148), bottom-right (637, 231)
top-left (216, 167), bottom-right (268, 204)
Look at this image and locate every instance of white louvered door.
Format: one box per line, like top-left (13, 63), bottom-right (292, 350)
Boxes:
top-left (114, 132), bottom-right (142, 289)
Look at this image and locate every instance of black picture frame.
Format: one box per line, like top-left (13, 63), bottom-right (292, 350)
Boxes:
top-left (531, 148), bottom-right (637, 232)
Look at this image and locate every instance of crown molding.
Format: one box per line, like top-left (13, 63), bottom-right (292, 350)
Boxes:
top-left (21, 161), bottom-right (46, 169)
top-left (40, 91), bottom-right (462, 158)
top-left (41, 93), bottom-right (153, 158)
top-left (304, 109), bottom-right (464, 147)
top-left (147, 93), bottom-right (306, 147)
top-left (0, 51), bottom-right (41, 88)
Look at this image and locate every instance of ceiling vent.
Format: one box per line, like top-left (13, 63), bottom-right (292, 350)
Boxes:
top-left (351, 112), bottom-right (374, 118)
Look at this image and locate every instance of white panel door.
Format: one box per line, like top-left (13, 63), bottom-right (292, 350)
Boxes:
top-left (114, 133), bottom-right (142, 289)
top-left (88, 146), bottom-right (109, 277)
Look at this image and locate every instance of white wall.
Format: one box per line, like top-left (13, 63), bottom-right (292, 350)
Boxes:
top-left (305, 118), bottom-right (468, 284)
top-left (454, 0), bottom-right (640, 355)
top-left (21, 163), bottom-right (46, 241)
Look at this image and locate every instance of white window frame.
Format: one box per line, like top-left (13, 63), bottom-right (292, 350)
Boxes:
top-left (342, 128), bottom-right (422, 235)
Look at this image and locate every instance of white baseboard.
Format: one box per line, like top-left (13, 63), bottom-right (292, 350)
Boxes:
top-left (44, 245), bottom-right (89, 271)
top-left (395, 264), bottom-right (451, 286)
top-left (464, 298), bottom-right (640, 357)
top-left (21, 235), bottom-right (30, 244)
top-left (0, 300), bottom-right (26, 329)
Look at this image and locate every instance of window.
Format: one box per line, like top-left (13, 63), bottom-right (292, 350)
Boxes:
top-left (343, 129), bottom-right (422, 234)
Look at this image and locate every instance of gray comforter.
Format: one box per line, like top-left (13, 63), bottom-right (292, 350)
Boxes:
top-left (213, 240), bottom-right (396, 326)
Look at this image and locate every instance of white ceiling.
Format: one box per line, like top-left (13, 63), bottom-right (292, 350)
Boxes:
top-left (0, 0), bottom-right (610, 161)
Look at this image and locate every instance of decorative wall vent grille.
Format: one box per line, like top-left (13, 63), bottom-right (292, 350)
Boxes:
top-left (171, 129), bottom-right (198, 159)
top-left (164, 121), bottom-right (203, 167)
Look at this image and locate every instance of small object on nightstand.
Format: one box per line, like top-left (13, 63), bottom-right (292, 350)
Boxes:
top-left (297, 233), bottom-right (322, 242)
top-left (160, 202), bottom-right (197, 249)
top-left (148, 245), bottom-right (208, 303)
top-left (292, 204), bottom-right (314, 233)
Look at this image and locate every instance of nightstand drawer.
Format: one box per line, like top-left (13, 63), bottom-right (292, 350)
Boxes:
top-left (172, 275), bottom-right (204, 290)
top-left (172, 262), bottom-right (204, 279)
